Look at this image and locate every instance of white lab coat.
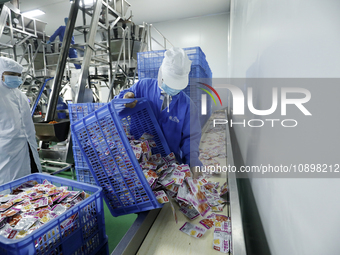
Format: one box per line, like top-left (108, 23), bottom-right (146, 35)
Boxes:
top-left (0, 58), bottom-right (41, 185)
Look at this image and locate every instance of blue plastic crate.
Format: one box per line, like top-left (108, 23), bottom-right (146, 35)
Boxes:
top-left (0, 173), bottom-right (107, 255)
top-left (69, 103), bottom-right (106, 185)
top-left (71, 98), bottom-right (171, 217)
top-left (137, 47), bottom-right (212, 79)
top-left (75, 166), bottom-right (97, 185)
top-left (68, 103), bottom-right (106, 125)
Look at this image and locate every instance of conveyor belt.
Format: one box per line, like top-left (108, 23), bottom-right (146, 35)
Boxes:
top-left (111, 109), bottom-right (246, 255)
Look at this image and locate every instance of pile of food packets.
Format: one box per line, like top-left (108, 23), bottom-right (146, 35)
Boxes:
top-left (127, 131), bottom-right (231, 253)
top-left (0, 180), bottom-right (90, 240)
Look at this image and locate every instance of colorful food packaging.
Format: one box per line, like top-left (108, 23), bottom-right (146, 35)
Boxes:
top-left (179, 204), bottom-right (200, 220)
top-left (51, 204), bottom-right (67, 215)
top-left (220, 182), bottom-right (228, 196)
top-left (143, 170), bottom-right (158, 186)
top-left (7, 214), bottom-right (22, 227)
top-left (213, 230), bottom-right (230, 253)
top-left (170, 170), bottom-right (185, 185)
top-left (15, 217), bottom-right (39, 230)
top-left (199, 214), bottom-right (216, 229)
top-left (1, 208), bottom-right (21, 218)
top-left (179, 222), bottom-right (207, 238)
top-left (153, 190), bottom-right (169, 204)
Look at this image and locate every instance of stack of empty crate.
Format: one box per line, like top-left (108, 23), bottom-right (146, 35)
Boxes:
top-left (68, 103), bottom-right (106, 185)
top-left (137, 47), bottom-right (213, 127)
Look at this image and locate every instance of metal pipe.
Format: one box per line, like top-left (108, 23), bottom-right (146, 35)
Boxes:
top-left (74, 0), bottom-right (103, 103)
top-left (44, 0), bottom-right (80, 121)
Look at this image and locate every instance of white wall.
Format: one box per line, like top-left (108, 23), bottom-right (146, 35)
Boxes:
top-left (150, 13), bottom-right (229, 112)
top-left (151, 13), bottom-right (229, 78)
top-left (229, 0), bottom-right (340, 254)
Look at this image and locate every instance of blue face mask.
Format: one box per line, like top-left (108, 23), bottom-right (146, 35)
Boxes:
top-left (3, 75), bottom-right (22, 89)
top-left (161, 82), bottom-right (181, 96)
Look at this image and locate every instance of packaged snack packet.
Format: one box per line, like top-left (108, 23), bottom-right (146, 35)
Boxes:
top-left (153, 190), bottom-right (169, 204)
top-left (0, 224), bottom-right (13, 237)
top-left (214, 215), bottom-right (230, 229)
top-left (7, 214), bottom-right (22, 227)
top-left (140, 133), bottom-right (154, 140)
top-left (159, 174), bottom-right (175, 187)
top-left (131, 144), bottom-right (142, 160)
top-left (143, 170), bottom-right (158, 186)
top-left (187, 193), bottom-right (210, 217)
top-left (199, 214), bottom-right (216, 229)
top-left (170, 170), bottom-right (185, 185)
top-left (220, 182), bottom-right (228, 196)
top-left (32, 197), bottom-right (48, 209)
top-left (213, 230), bottom-right (230, 253)
top-left (1, 208), bottom-right (21, 218)
top-left (179, 222), bottom-right (207, 238)
top-left (15, 217), bottom-right (39, 230)
top-left (65, 191), bottom-right (81, 203)
top-left (168, 197), bottom-right (178, 224)
top-left (177, 183), bottom-right (190, 204)
top-left (148, 140), bottom-right (157, 148)
top-left (165, 184), bottom-right (179, 194)
top-left (140, 141), bottom-right (152, 160)
top-left (0, 201), bottom-right (15, 212)
top-left (211, 205), bottom-right (224, 212)
top-left (155, 164), bottom-right (168, 175)
top-left (51, 204), bottom-right (67, 215)
top-left (0, 195), bottom-right (16, 203)
top-left (179, 204), bottom-right (200, 220)
top-left (164, 152), bottom-right (177, 165)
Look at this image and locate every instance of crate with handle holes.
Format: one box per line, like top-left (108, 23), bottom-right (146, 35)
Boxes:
top-left (0, 173), bottom-right (107, 255)
top-left (71, 98), bottom-right (171, 216)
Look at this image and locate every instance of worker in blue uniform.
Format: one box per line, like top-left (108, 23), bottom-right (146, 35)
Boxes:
top-left (116, 47), bottom-right (203, 177)
top-left (47, 18), bottom-right (81, 69)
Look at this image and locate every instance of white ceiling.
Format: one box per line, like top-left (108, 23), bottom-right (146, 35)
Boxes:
top-left (19, 0), bottom-right (230, 35)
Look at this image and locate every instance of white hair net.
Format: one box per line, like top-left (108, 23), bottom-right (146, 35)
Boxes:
top-left (0, 57), bottom-right (23, 79)
top-left (159, 47), bottom-right (192, 90)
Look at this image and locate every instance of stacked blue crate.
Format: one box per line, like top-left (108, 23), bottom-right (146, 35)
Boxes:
top-left (137, 46), bottom-right (213, 129)
top-left (68, 103), bottom-right (106, 185)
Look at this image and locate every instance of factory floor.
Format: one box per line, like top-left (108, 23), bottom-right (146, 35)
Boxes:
top-left (54, 170), bottom-right (137, 253)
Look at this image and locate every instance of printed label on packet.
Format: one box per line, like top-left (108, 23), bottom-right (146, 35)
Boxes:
top-left (170, 170), bottom-right (185, 185)
top-left (199, 217), bottom-right (215, 230)
top-left (179, 222), bottom-right (207, 238)
top-left (187, 193), bottom-right (211, 217)
top-left (153, 190), bottom-right (169, 204)
top-left (143, 170), bottom-right (158, 186)
top-left (214, 215), bottom-right (230, 229)
top-left (159, 174), bottom-right (175, 187)
top-left (7, 214), bottom-right (22, 227)
top-left (1, 208), bottom-right (20, 218)
top-left (213, 230), bottom-right (230, 253)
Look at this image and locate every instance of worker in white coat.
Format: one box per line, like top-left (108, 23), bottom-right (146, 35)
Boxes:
top-left (0, 57), bottom-right (41, 185)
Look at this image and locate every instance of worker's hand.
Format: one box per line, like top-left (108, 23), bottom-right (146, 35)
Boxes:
top-left (123, 92), bottom-right (137, 108)
top-left (191, 166), bottom-right (203, 179)
top-left (46, 40), bottom-right (51, 44)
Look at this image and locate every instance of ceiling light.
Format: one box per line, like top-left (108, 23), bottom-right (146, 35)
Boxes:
top-left (22, 9), bottom-right (45, 18)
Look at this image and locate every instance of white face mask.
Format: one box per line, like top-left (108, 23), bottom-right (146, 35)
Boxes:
top-left (3, 75), bottom-right (22, 89)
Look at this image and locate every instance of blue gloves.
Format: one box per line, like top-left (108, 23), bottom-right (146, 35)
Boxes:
top-left (46, 40), bottom-right (51, 44)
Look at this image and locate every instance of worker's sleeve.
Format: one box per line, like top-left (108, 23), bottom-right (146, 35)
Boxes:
top-left (114, 80), bottom-right (143, 99)
top-left (49, 26), bottom-right (63, 42)
top-left (180, 99), bottom-right (203, 167)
